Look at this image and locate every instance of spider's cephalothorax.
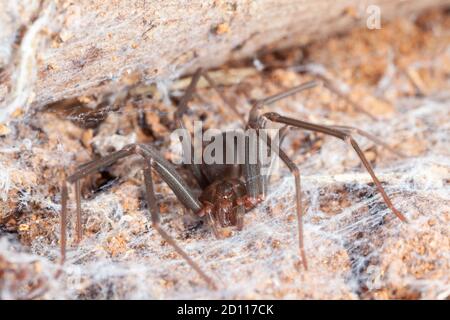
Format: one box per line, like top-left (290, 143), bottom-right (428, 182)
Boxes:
top-left (198, 178), bottom-right (259, 233)
top-left (59, 68), bottom-right (407, 289)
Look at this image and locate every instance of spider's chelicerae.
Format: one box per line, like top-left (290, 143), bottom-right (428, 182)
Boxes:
top-left (59, 68), bottom-right (407, 289)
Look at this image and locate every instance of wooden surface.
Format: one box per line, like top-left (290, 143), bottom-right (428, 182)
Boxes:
top-left (0, 0), bottom-right (449, 116)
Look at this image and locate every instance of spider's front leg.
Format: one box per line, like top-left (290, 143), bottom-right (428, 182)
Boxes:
top-left (245, 119), bottom-right (308, 270)
top-left (61, 146), bottom-right (137, 261)
top-left (262, 112), bottom-right (407, 223)
top-left (60, 143), bottom-right (216, 289)
top-left (245, 81), bottom-right (408, 271)
top-left (243, 82), bottom-right (319, 270)
top-left (142, 156), bottom-right (216, 289)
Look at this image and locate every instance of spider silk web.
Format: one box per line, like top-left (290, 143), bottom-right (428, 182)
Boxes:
top-left (0, 82), bottom-right (448, 299)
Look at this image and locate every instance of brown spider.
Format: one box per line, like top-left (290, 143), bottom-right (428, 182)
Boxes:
top-left (59, 68), bottom-right (407, 289)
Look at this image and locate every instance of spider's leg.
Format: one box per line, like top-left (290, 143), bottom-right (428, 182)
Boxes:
top-left (264, 63), bottom-right (375, 118)
top-left (233, 180), bottom-right (247, 231)
top-left (317, 75), bottom-right (377, 120)
top-left (174, 68), bottom-right (209, 188)
top-left (142, 159), bottom-right (216, 289)
top-left (139, 144), bottom-right (202, 212)
top-left (263, 125), bottom-right (290, 187)
top-left (328, 125), bottom-right (407, 158)
top-left (275, 146), bottom-right (307, 270)
top-left (206, 212), bottom-right (223, 239)
top-left (174, 68), bottom-right (203, 120)
top-left (279, 125), bottom-right (290, 145)
top-left (177, 68), bottom-right (243, 122)
top-left (235, 205), bottom-right (245, 231)
top-left (202, 71), bottom-right (245, 123)
top-left (60, 146), bottom-right (136, 264)
top-left (253, 81), bottom-right (318, 108)
top-left (74, 180), bottom-right (82, 243)
top-left (60, 181), bottom-right (68, 264)
top-left (70, 144), bottom-right (202, 212)
top-left (60, 144), bottom-right (203, 266)
top-left (251, 121), bottom-right (308, 269)
top-left (243, 132), bottom-right (265, 201)
top-left (244, 80), bottom-right (318, 202)
top-left (67, 146), bottom-right (135, 183)
top-left (263, 112), bottom-right (407, 222)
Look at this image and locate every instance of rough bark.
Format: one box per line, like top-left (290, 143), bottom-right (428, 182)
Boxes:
top-left (0, 0), bottom-right (449, 120)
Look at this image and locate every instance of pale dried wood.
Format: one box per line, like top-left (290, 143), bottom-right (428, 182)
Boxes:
top-left (0, 0), bottom-right (449, 118)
